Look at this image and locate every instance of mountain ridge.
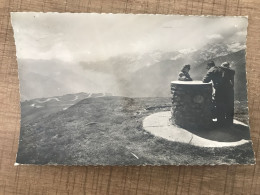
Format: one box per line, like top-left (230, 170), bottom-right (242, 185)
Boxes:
top-left (19, 43), bottom-right (247, 100)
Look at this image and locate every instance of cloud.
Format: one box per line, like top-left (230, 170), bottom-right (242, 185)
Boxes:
top-left (11, 13), bottom-right (248, 99)
top-left (11, 13), bottom-right (248, 62)
top-left (206, 34), bottom-right (224, 40)
top-left (179, 48), bottom-right (197, 54)
top-left (227, 43), bottom-right (246, 52)
top-left (236, 31), bottom-right (247, 36)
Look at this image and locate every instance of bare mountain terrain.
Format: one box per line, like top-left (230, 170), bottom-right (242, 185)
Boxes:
top-left (121, 49), bottom-right (247, 100)
top-left (19, 44), bottom-right (248, 100)
top-left (80, 48), bottom-right (247, 100)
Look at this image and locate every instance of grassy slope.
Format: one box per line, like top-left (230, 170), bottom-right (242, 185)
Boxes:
top-left (17, 96), bottom-right (254, 165)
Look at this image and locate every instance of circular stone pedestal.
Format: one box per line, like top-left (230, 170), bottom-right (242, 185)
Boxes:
top-left (143, 111), bottom-right (249, 148)
top-left (171, 81), bottom-right (212, 129)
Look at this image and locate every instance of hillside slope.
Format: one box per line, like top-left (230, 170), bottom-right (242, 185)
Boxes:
top-left (17, 96), bottom-right (254, 165)
top-left (21, 92), bottom-right (111, 124)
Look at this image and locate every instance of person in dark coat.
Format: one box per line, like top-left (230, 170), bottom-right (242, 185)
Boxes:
top-left (218, 62), bottom-right (235, 125)
top-left (203, 61), bottom-right (235, 126)
top-left (178, 64), bottom-right (193, 81)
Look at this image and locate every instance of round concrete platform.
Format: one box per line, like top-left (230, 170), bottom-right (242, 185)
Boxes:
top-left (143, 111), bottom-right (250, 148)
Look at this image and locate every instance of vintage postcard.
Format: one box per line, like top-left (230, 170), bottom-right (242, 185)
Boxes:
top-left (11, 13), bottom-right (255, 165)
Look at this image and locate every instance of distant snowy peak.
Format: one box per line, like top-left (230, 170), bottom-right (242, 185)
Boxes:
top-left (188, 43), bottom-right (246, 62)
top-left (137, 43), bottom-right (245, 66)
top-left (227, 43), bottom-right (246, 53)
top-left (36, 97), bottom-right (60, 103)
top-left (80, 42), bottom-right (245, 74)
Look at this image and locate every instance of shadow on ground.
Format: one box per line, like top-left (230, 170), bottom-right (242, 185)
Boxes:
top-left (186, 123), bottom-right (251, 142)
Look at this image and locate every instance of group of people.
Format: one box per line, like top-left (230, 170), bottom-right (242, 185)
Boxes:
top-left (178, 61), bottom-right (235, 126)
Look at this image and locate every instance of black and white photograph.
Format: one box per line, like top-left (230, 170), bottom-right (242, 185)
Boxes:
top-left (11, 13), bottom-right (255, 165)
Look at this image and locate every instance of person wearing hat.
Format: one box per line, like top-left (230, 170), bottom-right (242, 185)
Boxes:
top-left (203, 61), bottom-right (235, 126)
top-left (218, 62), bottom-right (235, 125)
top-left (202, 61), bottom-right (220, 120)
top-left (203, 61), bottom-right (223, 89)
top-left (178, 64), bottom-right (193, 81)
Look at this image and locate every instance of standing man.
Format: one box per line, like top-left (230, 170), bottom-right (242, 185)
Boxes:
top-left (218, 62), bottom-right (235, 125)
top-left (202, 61), bottom-right (235, 126)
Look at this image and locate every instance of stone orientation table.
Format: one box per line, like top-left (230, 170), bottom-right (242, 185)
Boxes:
top-left (171, 81), bottom-right (213, 129)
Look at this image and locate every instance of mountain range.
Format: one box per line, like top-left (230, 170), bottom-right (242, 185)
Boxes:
top-left (19, 42), bottom-right (248, 101)
top-left (122, 49), bottom-right (247, 100)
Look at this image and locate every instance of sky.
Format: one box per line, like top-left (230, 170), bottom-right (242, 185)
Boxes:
top-left (11, 13), bottom-right (248, 62)
top-left (11, 13), bottom-right (248, 100)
